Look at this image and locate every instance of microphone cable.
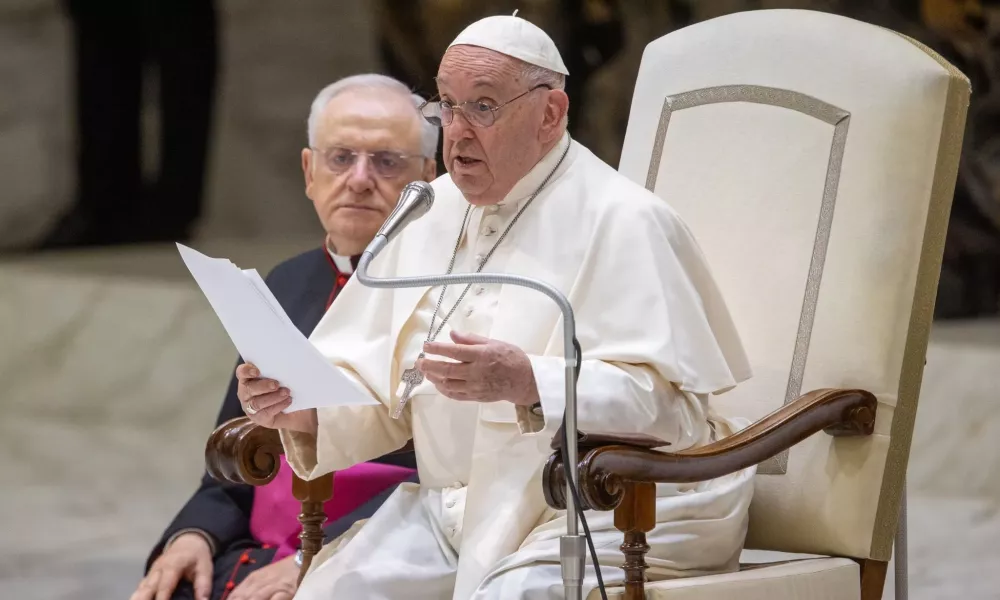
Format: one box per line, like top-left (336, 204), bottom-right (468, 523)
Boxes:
top-left (558, 337), bottom-right (609, 600)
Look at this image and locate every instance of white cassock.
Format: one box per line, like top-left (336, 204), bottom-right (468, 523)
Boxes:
top-left (280, 133), bottom-right (757, 599)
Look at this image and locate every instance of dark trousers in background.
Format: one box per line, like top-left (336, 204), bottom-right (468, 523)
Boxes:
top-left (46, 0), bottom-right (218, 247)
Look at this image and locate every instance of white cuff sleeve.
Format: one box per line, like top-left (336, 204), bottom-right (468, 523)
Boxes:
top-left (516, 355), bottom-right (568, 437)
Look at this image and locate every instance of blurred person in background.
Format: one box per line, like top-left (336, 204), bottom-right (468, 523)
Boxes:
top-left (42, 0), bottom-right (218, 249)
top-left (130, 74), bottom-right (438, 600)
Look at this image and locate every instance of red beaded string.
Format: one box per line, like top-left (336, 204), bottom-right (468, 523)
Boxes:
top-left (218, 545), bottom-right (267, 600)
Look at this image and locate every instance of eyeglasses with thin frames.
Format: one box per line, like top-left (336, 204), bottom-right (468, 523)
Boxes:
top-left (310, 146), bottom-right (422, 179)
top-left (419, 84), bottom-right (552, 128)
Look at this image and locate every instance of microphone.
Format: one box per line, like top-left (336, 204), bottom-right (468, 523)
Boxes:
top-left (365, 181), bottom-right (434, 259)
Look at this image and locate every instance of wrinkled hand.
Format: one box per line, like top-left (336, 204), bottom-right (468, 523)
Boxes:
top-left (130, 532), bottom-right (213, 600)
top-left (228, 553), bottom-right (299, 600)
top-left (418, 331), bottom-right (539, 405)
top-left (236, 363), bottom-right (316, 433)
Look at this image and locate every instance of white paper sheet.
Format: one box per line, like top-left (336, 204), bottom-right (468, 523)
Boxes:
top-left (176, 243), bottom-right (377, 412)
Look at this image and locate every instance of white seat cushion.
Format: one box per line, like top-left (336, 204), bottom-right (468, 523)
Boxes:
top-left (591, 556), bottom-right (859, 600)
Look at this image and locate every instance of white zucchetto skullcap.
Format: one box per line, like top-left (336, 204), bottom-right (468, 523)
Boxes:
top-left (447, 10), bottom-right (569, 76)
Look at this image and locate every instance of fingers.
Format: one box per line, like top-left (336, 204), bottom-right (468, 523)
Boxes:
top-left (236, 363), bottom-right (259, 381)
top-left (251, 584), bottom-right (292, 600)
top-left (248, 584), bottom-right (276, 600)
top-left (418, 357), bottom-right (470, 380)
top-left (449, 330), bottom-right (490, 345)
top-left (229, 574), bottom-right (262, 600)
top-left (193, 555), bottom-right (213, 600)
top-left (260, 397), bottom-right (293, 420)
top-left (423, 340), bottom-right (481, 362)
top-left (236, 364), bottom-right (287, 411)
top-left (247, 389), bottom-right (291, 411)
top-left (245, 378), bottom-right (286, 398)
top-left (154, 567), bottom-right (182, 600)
top-left (424, 374), bottom-right (477, 400)
top-left (130, 569), bottom-right (159, 600)
top-left (229, 583), bottom-right (249, 600)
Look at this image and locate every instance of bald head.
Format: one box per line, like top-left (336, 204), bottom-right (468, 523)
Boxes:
top-left (436, 45), bottom-right (569, 206)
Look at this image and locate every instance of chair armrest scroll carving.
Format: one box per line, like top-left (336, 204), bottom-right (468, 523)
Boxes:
top-left (205, 416), bottom-right (283, 486)
top-left (544, 388), bottom-right (876, 511)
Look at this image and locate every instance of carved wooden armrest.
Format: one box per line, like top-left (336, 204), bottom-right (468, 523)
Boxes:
top-left (204, 417), bottom-right (329, 582)
top-left (204, 417), bottom-right (417, 582)
top-left (205, 417), bottom-right (284, 486)
top-left (544, 388), bottom-right (876, 511)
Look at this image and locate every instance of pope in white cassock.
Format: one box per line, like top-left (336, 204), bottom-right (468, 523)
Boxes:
top-left (237, 14), bottom-right (757, 600)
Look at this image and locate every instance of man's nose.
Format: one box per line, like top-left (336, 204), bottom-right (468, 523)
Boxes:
top-left (447, 110), bottom-right (476, 139)
top-left (345, 155), bottom-right (376, 191)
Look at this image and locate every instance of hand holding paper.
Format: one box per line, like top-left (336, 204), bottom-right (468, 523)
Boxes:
top-left (176, 243), bottom-right (377, 413)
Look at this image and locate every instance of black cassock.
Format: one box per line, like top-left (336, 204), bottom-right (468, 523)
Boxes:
top-left (146, 247), bottom-right (418, 600)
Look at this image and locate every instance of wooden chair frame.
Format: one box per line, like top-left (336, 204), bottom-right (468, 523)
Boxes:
top-left (205, 419), bottom-right (336, 584)
top-left (204, 387), bottom-right (881, 594)
top-left (542, 388), bottom-right (885, 600)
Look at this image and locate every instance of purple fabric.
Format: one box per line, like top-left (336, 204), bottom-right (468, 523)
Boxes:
top-left (249, 455), bottom-right (416, 560)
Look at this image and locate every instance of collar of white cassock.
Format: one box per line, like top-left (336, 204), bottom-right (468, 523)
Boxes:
top-left (494, 131), bottom-right (573, 209)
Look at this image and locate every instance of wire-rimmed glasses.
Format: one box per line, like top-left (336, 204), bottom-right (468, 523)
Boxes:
top-left (310, 146), bottom-right (421, 179)
top-left (419, 84), bottom-right (551, 128)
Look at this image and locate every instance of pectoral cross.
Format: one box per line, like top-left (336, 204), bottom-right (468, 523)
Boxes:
top-left (393, 353), bottom-right (424, 419)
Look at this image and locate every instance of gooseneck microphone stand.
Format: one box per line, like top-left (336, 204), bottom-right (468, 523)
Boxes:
top-left (357, 234), bottom-right (587, 600)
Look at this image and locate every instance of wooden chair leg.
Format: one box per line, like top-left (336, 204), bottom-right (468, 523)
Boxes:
top-left (859, 559), bottom-right (889, 600)
top-left (613, 481), bottom-right (656, 600)
top-left (292, 472), bottom-right (334, 585)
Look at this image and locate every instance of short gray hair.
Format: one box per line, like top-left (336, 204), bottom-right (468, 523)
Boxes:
top-left (306, 74), bottom-right (439, 158)
top-left (519, 63), bottom-right (566, 91)
top-left (519, 63), bottom-right (568, 128)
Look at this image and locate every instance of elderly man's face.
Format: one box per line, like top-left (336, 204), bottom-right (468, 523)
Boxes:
top-left (436, 46), bottom-right (567, 206)
top-left (302, 88), bottom-right (436, 256)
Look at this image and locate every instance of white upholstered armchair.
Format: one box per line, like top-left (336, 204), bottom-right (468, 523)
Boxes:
top-left (543, 9), bottom-right (970, 600)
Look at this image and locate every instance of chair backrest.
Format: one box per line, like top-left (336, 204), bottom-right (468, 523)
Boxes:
top-left (618, 9), bottom-right (969, 561)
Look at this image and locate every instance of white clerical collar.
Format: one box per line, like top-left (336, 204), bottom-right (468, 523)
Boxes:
top-left (497, 131), bottom-right (573, 207)
top-left (325, 241), bottom-right (354, 274)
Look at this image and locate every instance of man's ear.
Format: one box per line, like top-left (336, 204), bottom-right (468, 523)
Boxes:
top-left (302, 148), bottom-right (314, 192)
top-left (421, 158), bottom-right (438, 182)
top-left (542, 89), bottom-right (569, 143)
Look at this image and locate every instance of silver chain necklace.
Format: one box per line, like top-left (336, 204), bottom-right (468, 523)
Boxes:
top-left (393, 139), bottom-right (572, 419)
